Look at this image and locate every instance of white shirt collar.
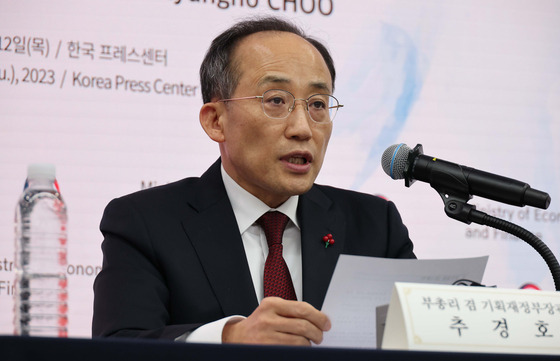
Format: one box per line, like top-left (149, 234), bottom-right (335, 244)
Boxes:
top-left (221, 164), bottom-right (300, 234)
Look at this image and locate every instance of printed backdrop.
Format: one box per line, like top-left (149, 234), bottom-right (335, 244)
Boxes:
top-left (1, 0), bottom-right (559, 337)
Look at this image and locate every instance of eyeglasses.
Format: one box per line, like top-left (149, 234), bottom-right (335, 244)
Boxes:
top-left (218, 89), bottom-right (343, 123)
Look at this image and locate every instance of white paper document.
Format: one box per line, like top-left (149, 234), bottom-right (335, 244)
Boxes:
top-left (318, 255), bottom-right (488, 349)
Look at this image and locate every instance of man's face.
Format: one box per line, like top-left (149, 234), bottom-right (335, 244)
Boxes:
top-left (217, 31), bottom-right (333, 208)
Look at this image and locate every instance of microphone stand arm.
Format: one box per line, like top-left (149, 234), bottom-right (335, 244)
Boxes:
top-left (436, 191), bottom-right (560, 291)
top-left (402, 143), bottom-right (559, 290)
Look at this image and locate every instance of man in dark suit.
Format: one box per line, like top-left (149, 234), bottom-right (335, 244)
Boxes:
top-left (92, 16), bottom-right (415, 345)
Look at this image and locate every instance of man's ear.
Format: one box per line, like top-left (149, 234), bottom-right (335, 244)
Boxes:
top-left (199, 102), bottom-right (225, 143)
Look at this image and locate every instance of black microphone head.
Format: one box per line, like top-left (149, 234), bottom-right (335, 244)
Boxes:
top-left (381, 143), bottom-right (412, 179)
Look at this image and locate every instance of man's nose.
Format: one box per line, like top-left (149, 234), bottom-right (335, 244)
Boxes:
top-left (285, 100), bottom-right (313, 139)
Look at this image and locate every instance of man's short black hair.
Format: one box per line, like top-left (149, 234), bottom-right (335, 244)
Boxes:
top-left (199, 16), bottom-right (336, 104)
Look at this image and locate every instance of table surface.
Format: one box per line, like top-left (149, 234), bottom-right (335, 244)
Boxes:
top-left (2, 335), bottom-right (559, 361)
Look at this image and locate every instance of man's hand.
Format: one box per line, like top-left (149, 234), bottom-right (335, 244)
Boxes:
top-left (221, 297), bottom-right (331, 346)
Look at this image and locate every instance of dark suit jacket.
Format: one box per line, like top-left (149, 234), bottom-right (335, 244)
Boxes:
top-left (92, 159), bottom-right (415, 339)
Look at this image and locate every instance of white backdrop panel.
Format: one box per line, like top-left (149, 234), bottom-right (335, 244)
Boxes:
top-left (1, 0), bottom-right (559, 337)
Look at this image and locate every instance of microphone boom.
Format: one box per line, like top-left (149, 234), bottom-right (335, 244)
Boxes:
top-left (382, 143), bottom-right (550, 209)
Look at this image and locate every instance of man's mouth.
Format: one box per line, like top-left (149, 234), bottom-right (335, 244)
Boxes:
top-left (281, 152), bottom-right (313, 172)
top-left (288, 156), bottom-right (308, 165)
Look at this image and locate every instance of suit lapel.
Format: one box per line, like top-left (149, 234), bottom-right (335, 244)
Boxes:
top-left (180, 161), bottom-right (344, 315)
top-left (181, 160), bottom-right (259, 317)
top-left (299, 186), bottom-right (346, 310)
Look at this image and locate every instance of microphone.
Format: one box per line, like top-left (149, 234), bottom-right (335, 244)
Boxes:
top-left (381, 143), bottom-right (551, 209)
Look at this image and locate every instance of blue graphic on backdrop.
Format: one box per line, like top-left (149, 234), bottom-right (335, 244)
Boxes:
top-left (335, 22), bottom-right (425, 190)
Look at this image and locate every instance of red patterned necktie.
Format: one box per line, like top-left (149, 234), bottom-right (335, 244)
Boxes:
top-left (257, 211), bottom-right (297, 300)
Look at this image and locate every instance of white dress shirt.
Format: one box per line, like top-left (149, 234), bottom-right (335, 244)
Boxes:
top-left (183, 165), bottom-right (302, 343)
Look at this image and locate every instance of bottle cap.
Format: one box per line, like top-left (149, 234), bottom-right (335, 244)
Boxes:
top-left (27, 163), bottom-right (56, 180)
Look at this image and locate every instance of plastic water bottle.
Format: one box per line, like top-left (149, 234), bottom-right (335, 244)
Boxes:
top-left (14, 164), bottom-right (68, 337)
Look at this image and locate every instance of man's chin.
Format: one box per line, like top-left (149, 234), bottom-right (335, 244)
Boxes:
top-left (285, 178), bottom-right (315, 196)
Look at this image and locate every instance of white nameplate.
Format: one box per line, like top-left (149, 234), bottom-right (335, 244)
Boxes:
top-left (382, 282), bottom-right (560, 355)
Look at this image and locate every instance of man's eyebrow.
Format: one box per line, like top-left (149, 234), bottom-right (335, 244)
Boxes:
top-left (310, 81), bottom-right (331, 93)
top-left (258, 76), bottom-right (332, 93)
top-left (258, 75), bottom-right (290, 87)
